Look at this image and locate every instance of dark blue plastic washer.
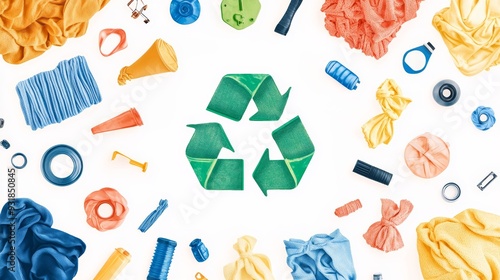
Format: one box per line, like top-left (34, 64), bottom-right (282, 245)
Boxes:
top-left (170, 0), bottom-right (201, 25)
top-left (41, 144), bottom-right (83, 187)
top-left (11, 153), bottom-right (27, 169)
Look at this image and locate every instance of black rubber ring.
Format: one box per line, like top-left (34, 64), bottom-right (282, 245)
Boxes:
top-left (442, 182), bottom-right (461, 202)
top-left (41, 144), bottom-right (83, 187)
top-left (433, 80), bottom-right (460, 106)
top-left (11, 153), bottom-right (27, 169)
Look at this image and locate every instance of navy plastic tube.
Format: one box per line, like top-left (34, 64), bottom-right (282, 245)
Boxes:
top-left (275, 0), bottom-right (303, 36)
top-left (353, 160), bottom-right (392, 185)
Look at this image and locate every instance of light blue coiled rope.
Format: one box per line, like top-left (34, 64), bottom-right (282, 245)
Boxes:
top-left (15, 56), bottom-right (102, 130)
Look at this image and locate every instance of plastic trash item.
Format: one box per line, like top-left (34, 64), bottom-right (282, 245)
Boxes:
top-left (325, 60), bottom-right (360, 90)
top-left (1, 139), bottom-right (10, 149)
top-left (353, 160), bottom-right (392, 185)
top-left (91, 108), bottom-right (143, 134)
top-left (170, 0), bottom-right (200, 24)
top-left (112, 151), bottom-right (148, 172)
top-left (99, 29), bottom-right (128, 57)
top-left (221, 0), bottom-right (261, 30)
top-left (41, 144), bottom-right (83, 186)
top-left (190, 238), bottom-right (209, 262)
top-left (117, 39), bottom-right (178, 85)
top-left (274, 0), bottom-right (303, 35)
top-left (94, 248), bottom-right (131, 280)
top-left (433, 79), bottom-right (460, 106)
top-left (402, 42), bottom-right (434, 74)
top-left (147, 238), bottom-right (177, 280)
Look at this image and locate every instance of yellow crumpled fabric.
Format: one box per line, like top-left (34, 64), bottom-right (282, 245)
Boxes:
top-left (223, 235), bottom-right (275, 280)
top-left (416, 209), bottom-right (500, 280)
top-left (361, 79), bottom-right (411, 148)
top-left (433, 0), bottom-right (500, 76)
top-left (0, 0), bottom-right (110, 64)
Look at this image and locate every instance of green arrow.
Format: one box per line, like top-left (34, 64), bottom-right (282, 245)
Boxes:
top-left (253, 116), bottom-right (314, 196)
top-left (206, 74), bottom-right (289, 121)
top-left (186, 123), bottom-right (244, 190)
top-left (250, 75), bottom-right (290, 121)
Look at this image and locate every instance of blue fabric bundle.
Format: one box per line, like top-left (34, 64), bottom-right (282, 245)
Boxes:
top-left (284, 229), bottom-right (356, 280)
top-left (0, 198), bottom-right (86, 280)
top-left (15, 56), bottom-right (102, 130)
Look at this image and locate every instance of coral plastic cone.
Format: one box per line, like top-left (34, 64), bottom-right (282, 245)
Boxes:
top-left (91, 108), bottom-right (143, 134)
top-left (117, 38), bottom-right (178, 85)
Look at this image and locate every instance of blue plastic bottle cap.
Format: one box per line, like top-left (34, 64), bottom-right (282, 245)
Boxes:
top-left (11, 153), bottom-right (27, 169)
top-left (170, 0), bottom-right (201, 25)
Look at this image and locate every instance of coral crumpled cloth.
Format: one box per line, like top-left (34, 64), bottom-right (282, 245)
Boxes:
top-left (433, 0), bottom-right (500, 76)
top-left (0, 0), bottom-right (110, 64)
top-left (417, 208), bottom-right (500, 280)
top-left (321, 0), bottom-right (424, 59)
top-left (404, 132), bottom-right (450, 179)
top-left (362, 79), bottom-right (412, 148)
top-left (223, 235), bottom-right (275, 280)
top-left (363, 198), bottom-right (413, 252)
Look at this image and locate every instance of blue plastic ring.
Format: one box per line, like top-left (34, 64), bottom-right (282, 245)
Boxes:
top-left (41, 144), bottom-right (83, 186)
top-left (403, 42), bottom-right (434, 74)
top-left (442, 182), bottom-right (460, 202)
top-left (11, 153), bottom-right (27, 169)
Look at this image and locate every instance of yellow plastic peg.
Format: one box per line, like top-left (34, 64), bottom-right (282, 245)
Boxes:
top-left (112, 151), bottom-right (148, 172)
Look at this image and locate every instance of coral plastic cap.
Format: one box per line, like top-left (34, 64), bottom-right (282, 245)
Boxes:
top-left (91, 108), bottom-right (143, 134)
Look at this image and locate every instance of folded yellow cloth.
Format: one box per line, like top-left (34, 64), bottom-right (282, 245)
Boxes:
top-left (223, 235), bottom-right (275, 280)
top-left (433, 0), bottom-right (500, 76)
top-left (362, 79), bottom-right (411, 148)
top-left (416, 209), bottom-right (500, 280)
top-left (0, 0), bottom-right (109, 64)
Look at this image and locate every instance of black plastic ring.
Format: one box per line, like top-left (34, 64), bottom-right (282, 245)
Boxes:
top-left (11, 153), bottom-right (27, 169)
top-left (442, 182), bottom-right (461, 202)
top-left (433, 79), bottom-right (460, 106)
top-left (41, 144), bottom-right (83, 187)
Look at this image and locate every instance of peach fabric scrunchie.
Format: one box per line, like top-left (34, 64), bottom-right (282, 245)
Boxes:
top-left (404, 132), bottom-right (450, 179)
top-left (321, 0), bottom-right (424, 59)
top-left (363, 198), bottom-right (413, 252)
top-left (223, 235), bottom-right (275, 280)
top-left (84, 187), bottom-right (129, 231)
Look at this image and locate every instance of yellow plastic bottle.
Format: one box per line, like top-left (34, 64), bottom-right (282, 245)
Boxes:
top-left (94, 248), bottom-right (131, 280)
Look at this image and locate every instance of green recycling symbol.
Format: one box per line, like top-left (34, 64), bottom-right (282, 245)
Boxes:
top-left (186, 74), bottom-right (315, 196)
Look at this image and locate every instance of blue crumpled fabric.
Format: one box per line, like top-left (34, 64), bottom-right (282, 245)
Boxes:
top-left (0, 198), bottom-right (86, 280)
top-left (284, 229), bottom-right (356, 280)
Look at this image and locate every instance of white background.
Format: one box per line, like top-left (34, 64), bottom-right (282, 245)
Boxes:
top-left (2, 0), bottom-right (500, 279)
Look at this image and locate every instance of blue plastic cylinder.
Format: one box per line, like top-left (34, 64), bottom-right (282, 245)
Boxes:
top-left (325, 60), bottom-right (360, 90)
top-left (147, 238), bottom-right (177, 280)
top-left (190, 238), bottom-right (209, 262)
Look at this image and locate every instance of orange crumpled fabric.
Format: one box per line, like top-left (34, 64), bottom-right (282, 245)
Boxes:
top-left (404, 132), bottom-right (450, 179)
top-left (0, 0), bottom-right (110, 64)
top-left (363, 198), bottom-right (413, 252)
top-left (321, 0), bottom-right (424, 59)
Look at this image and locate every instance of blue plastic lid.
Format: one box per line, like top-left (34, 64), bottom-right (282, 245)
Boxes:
top-left (170, 0), bottom-right (201, 25)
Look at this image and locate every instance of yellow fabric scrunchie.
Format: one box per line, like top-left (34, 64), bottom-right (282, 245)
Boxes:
top-left (433, 0), bottom-right (500, 76)
top-left (362, 79), bottom-right (411, 148)
top-left (223, 235), bottom-right (275, 280)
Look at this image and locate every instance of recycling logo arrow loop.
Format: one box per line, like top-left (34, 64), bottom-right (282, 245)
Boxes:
top-left (186, 74), bottom-right (314, 196)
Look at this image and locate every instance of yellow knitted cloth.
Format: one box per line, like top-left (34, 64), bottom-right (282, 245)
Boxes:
top-left (416, 209), bottom-right (500, 280)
